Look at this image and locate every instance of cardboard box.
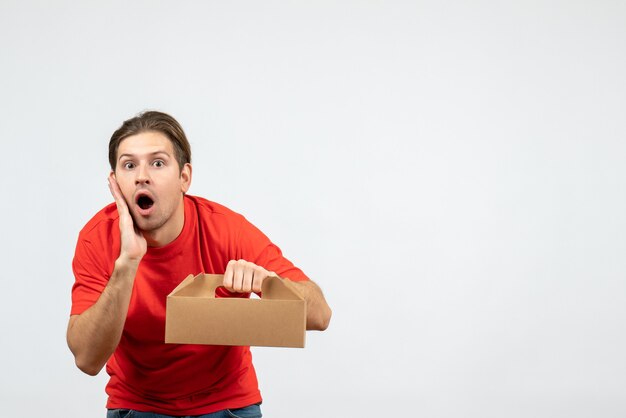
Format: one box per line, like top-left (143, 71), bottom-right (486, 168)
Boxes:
top-left (165, 273), bottom-right (306, 347)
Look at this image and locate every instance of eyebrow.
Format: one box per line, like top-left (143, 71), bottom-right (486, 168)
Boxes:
top-left (118, 151), bottom-right (171, 161)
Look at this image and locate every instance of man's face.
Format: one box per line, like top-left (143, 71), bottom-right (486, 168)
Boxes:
top-left (113, 131), bottom-right (191, 236)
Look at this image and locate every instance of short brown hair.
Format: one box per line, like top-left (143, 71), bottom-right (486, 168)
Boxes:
top-left (108, 111), bottom-right (191, 172)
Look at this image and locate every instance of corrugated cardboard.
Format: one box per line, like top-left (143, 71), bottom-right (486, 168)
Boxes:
top-left (165, 273), bottom-right (306, 347)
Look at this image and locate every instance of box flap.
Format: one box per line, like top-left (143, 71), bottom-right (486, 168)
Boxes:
top-left (168, 274), bottom-right (196, 296)
top-left (172, 274), bottom-right (222, 298)
top-left (262, 275), bottom-right (304, 300)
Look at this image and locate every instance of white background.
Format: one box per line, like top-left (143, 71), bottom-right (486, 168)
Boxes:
top-left (1, 1), bottom-right (625, 417)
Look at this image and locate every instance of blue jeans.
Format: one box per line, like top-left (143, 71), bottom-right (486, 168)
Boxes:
top-left (106, 403), bottom-right (262, 418)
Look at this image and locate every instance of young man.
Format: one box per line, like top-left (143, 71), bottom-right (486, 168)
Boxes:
top-left (67, 111), bottom-right (332, 417)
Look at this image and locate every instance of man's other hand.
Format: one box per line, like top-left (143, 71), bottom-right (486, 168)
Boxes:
top-left (223, 259), bottom-right (275, 294)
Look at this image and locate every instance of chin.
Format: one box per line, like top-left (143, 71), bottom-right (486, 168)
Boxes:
top-left (132, 216), bottom-right (153, 231)
top-left (141, 217), bottom-right (169, 234)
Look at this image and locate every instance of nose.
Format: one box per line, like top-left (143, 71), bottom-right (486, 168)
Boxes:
top-left (135, 163), bottom-right (151, 185)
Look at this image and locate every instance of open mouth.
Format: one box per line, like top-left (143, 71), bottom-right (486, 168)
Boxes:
top-left (136, 195), bottom-right (154, 210)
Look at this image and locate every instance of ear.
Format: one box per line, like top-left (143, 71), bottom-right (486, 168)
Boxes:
top-left (180, 163), bottom-right (192, 193)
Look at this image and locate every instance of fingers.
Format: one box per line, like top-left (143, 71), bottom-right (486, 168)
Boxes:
top-left (108, 173), bottom-right (135, 231)
top-left (223, 260), bottom-right (235, 289)
top-left (108, 173), bottom-right (128, 212)
top-left (223, 259), bottom-right (271, 293)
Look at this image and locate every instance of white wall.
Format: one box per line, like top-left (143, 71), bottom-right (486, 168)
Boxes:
top-left (1, 1), bottom-right (625, 417)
